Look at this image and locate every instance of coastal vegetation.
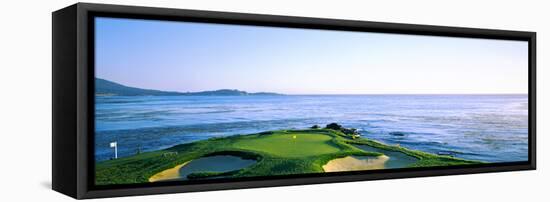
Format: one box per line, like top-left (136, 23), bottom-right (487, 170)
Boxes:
top-left (95, 123), bottom-right (482, 185)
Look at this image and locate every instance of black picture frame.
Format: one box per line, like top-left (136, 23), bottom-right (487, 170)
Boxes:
top-left (52, 2), bottom-right (536, 199)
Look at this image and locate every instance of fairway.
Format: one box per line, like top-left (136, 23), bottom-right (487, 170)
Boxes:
top-left (233, 132), bottom-right (340, 157)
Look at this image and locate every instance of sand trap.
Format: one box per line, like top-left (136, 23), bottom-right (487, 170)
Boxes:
top-left (149, 161), bottom-right (190, 182)
top-left (352, 144), bottom-right (418, 169)
top-left (323, 155), bottom-right (389, 172)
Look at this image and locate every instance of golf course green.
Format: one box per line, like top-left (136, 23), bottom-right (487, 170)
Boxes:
top-left (232, 132), bottom-right (340, 157)
top-left (95, 125), bottom-right (482, 185)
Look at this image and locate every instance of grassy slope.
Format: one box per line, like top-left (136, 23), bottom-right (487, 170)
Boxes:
top-left (95, 129), bottom-right (482, 185)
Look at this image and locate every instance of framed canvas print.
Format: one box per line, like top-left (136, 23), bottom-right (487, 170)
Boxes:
top-left (52, 3), bottom-right (536, 199)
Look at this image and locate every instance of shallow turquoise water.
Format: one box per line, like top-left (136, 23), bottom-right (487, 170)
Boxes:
top-left (177, 155), bottom-right (256, 180)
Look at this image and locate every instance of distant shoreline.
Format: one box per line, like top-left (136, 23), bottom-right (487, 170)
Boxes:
top-left (96, 78), bottom-right (526, 97)
top-left (96, 78), bottom-right (283, 96)
top-left (96, 93), bottom-right (528, 97)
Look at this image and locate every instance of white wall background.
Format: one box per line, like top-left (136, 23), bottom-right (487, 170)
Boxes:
top-left (0, 0), bottom-right (547, 201)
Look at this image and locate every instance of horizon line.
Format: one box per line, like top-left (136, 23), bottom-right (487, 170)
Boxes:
top-left (279, 93), bottom-right (528, 96)
top-left (96, 77), bottom-right (528, 96)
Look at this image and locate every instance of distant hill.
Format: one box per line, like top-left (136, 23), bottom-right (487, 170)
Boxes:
top-left (95, 78), bottom-right (282, 96)
top-left (96, 78), bottom-right (183, 96)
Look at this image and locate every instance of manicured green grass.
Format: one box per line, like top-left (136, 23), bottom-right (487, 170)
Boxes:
top-left (95, 128), bottom-right (483, 185)
top-left (233, 132), bottom-right (340, 157)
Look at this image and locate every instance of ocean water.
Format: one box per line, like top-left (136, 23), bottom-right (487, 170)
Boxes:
top-left (95, 95), bottom-right (529, 163)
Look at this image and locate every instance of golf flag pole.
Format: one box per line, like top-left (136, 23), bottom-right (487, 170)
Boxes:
top-left (110, 141), bottom-right (118, 159)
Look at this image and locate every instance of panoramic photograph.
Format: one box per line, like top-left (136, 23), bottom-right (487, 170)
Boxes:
top-left (94, 17), bottom-right (529, 185)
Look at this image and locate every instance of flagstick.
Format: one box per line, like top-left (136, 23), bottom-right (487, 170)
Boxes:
top-left (110, 141), bottom-right (118, 159)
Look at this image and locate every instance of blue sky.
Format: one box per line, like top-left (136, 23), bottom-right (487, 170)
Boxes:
top-left (95, 17), bottom-right (528, 94)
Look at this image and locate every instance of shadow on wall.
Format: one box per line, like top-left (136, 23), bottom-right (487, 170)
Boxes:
top-left (40, 181), bottom-right (51, 189)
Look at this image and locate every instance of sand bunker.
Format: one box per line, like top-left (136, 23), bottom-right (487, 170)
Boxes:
top-left (352, 144), bottom-right (418, 169)
top-left (323, 155), bottom-right (389, 172)
top-left (149, 161), bottom-right (190, 182)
